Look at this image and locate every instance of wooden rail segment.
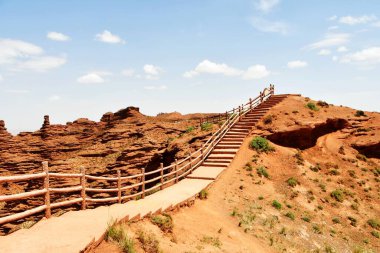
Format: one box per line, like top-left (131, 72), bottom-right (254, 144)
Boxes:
top-left (0, 84), bottom-right (275, 226)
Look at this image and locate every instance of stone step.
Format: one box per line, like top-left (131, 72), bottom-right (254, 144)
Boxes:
top-left (215, 144), bottom-right (240, 149)
top-left (204, 159), bottom-right (231, 163)
top-left (222, 137), bottom-right (245, 141)
top-left (202, 162), bottom-right (228, 167)
top-left (207, 154), bottom-right (235, 159)
top-left (211, 149), bottom-right (238, 154)
top-left (218, 141), bottom-right (242, 145)
top-left (232, 125), bottom-right (252, 129)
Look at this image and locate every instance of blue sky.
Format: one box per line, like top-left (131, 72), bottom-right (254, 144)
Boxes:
top-left (0, 0), bottom-right (379, 134)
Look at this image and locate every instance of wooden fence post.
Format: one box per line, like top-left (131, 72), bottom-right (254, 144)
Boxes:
top-left (249, 98), bottom-right (252, 110)
top-left (225, 111), bottom-right (228, 121)
top-left (42, 161), bottom-right (51, 218)
top-left (238, 106), bottom-right (241, 116)
top-left (201, 145), bottom-right (204, 160)
top-left (80, 167), bottom-right (86, 210)
top-left (142, 168), bottom-right (145, 199)
top-left (189, 152), bottom-right (193, 173)
top-left (117, 170), bottom-right (121, 204)
top-left (160, 163), bottom-right (164, 190)
top-left (175, 159), bottom-right (179, 183)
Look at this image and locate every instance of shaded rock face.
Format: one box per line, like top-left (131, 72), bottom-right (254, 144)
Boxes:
top-left (267, 118), bottom-right (349, 150)
top-left (101, 107), bottom-right (142, 123)
top-left (352, 142), bottom-right (380, 159)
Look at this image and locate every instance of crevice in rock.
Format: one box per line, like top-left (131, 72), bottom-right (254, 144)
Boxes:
top-left (351, 142), bottom-right (380, 159)
top-left (267, 118), bottom-right (349, 150)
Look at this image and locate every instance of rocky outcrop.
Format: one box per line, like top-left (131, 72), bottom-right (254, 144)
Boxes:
top-left (267, 118), bottom-right (349, 149)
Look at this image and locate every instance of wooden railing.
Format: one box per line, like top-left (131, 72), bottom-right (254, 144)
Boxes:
top-left (0, 84), bottom-right (274, 227)
top-left (200, 84), bottom-right (275, 125)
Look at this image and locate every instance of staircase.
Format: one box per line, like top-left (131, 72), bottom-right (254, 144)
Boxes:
top-left (187, 94), bottom-right (287, 179)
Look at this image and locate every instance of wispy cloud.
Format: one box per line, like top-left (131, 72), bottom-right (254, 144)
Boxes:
top-left (340, 47), bottom-right (380, 65)
top-left (121, 68), bottom-right (135, 77)
top-left (95, 30), bottom-right (125, 44)
top-left (144, 85), bottom-right (167, 90)
top-left (318, 49), bottom-right (331, 56)
top-left (47, 32), bottom-right (70, 41)
top-left (287, 60), bottom-right (308, 69)
top-left (77, 71), bottom-right (111, 84)
top-left (339, 15), bottom-right (377, 25)
top-left (306, 33), bottom-right (350, 50)
top-left (48, 95), bottom-right (60, 101)
top-left (255, 0), bottom-right (280, 13)
top-left (5, 89), bottom-right (29, 94)
top-left (0, 38), bottom-right (66, 71)
top-left (250, 17), bottom-right (288, 35)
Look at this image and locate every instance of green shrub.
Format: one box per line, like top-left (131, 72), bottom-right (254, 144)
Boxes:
top-left (106, 222), bottom-right (136, 253)
top-left (199, 189), bottom-right (208, 199)
top-left (272, 200), bottom-right (282, 210)
top-left (249, 137), bottom-right (274, 153)
top-left (310, 164), bottom-right (321, 172)
top-left (312, 224), bottom-right (322, 234)
top-left (332, 217), bottom-right (340, 224)
top-left (356, 154), bottom-right (367, 162)
top-left (257, 166), bottom-right (269, 178)
top-left (348, 216), bottom-right (357, 227)
top-left (331, 189), bottom-right (344, 202)
top-left (285, 212), bottom-right (295, 220)
top-left (137, 230), bottom-right (160, 253)
top-left (186, 126), bottom-right (195, 133)
top-left (371, 230), bottom-right (380, 238)
top-left (306, 102), bottom-right (319, 111)
top-left (355, 110), bottom-right (366, 117)
top-left (201, 122), bottom-right (213, 131)
top-left (286, 177), bottom-right (298, 187)
top-left (367, 219), bottom-right (380, 230)
top-left (201, 235), bottom-right (222, 248)
top-left (302, 216), bottom-right (311, 222)
top-left (151, 213), bottom-right (173, 233)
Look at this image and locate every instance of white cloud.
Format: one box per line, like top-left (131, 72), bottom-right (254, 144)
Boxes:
top-left (332, 56), bottom-right (339, 62)
top-left (0, 38), bottom-right (66, 72)
top-left (121, 68), bottom-right (135, 77)
top-left (144, 85), bottom-right (167, 90)
top-left (328, 26), bottom-right (339, 30)
top-left (337, 46), bottom-right (348, 53)
top-left (77, 71), bottom-right (111, 84)
top-left (0, 39), bottom-right (42, 64)
top-left (255, 0), bottom-right (280, 12)
top-left (329, 15), bottom-right (338, 21)
top-left (0, 74), bottom-right (3, 82)
top-left (340, 47), bottom-right (380, 65)
top-left (184, 60), bottom-right (270, 80)
top-left (48, 95), bottom-right (60, 101)
top-left (307, 33), bottom-right (350, 50)
top-left (250, 17), bottom-right (288, 35)
top-left (193, 60), bottom-right (242, 76)
top-left (143, 64), bottom-right (162, 75)
top-left (339, 15), bottom-right (377, 25)
top-left (143, 64), bottom-right (163, 80)
top-left (287, 60), bottom-right (308, 69)
top-left (47, 32), bottom-right (70, 41)
top-left (318, 49), bottom-right (331, 56)
top-left (95, 30), bottom-right (125, 44)
top-left (242, 65), bottom-right (270, 79)
top-left (372, 21), bottom-right (380, 27)
top-left (5, 89), bottom-right (29, 94)
top-left (18, 56), bottom-right (66, 72)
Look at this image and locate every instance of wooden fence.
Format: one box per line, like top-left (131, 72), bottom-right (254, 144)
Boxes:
top-left (0, 85), bottom-right (274, 226)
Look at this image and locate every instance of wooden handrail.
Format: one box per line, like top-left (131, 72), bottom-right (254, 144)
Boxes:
top-left (0, 84), bottom-right (275, 227)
